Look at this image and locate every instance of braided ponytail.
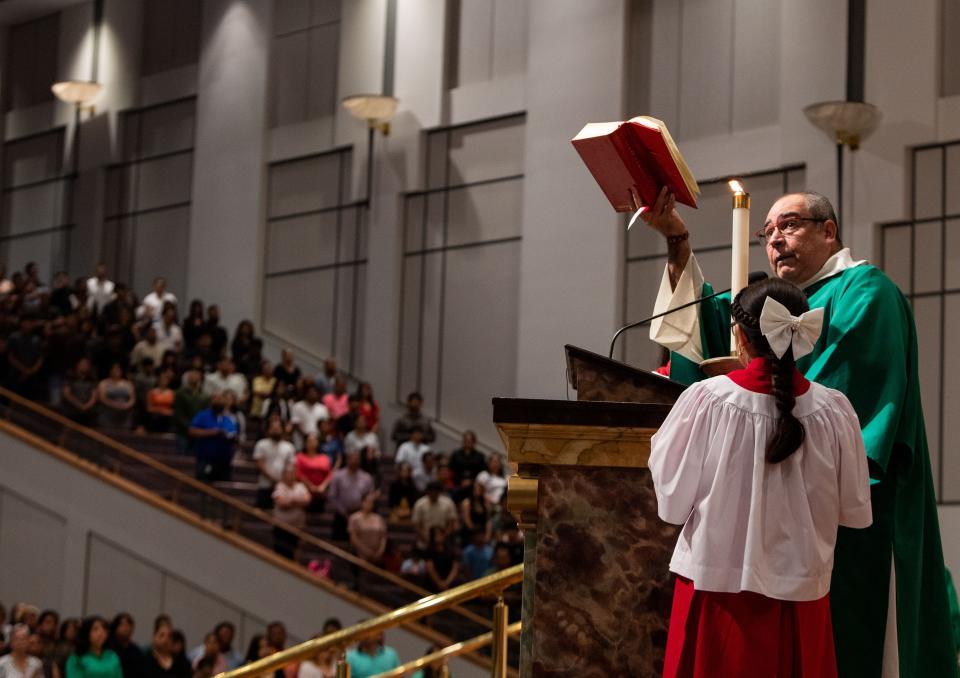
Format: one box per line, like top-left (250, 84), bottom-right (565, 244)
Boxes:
top-left (732, 278), bottom-right (808, 463)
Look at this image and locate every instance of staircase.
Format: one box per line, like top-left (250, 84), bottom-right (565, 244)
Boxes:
top-left (0, 391), bottom-right (520, 663)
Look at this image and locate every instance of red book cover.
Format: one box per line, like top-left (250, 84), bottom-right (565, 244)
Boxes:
top-left (571, 117), bottom-right (699, 212)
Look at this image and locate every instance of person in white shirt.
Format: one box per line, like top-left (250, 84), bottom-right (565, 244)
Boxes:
top-left (0, 624), bottom-right (43, 678)
top-left (154, 304), bottom-right (183, 353)
top-left (86, 262), bottom-right (115, 316)
top-left (649, 277), bottom-right (871, 678)
top-left (253, 419), bottom-right (296, 509)
top-left (203, 357), bottom-right (249, 406)
top-left (137, 276), bottom-right (177, 322)
top-left (475, 453), bottom-right (508, 506)
top-left (290, 385), bottom-right (329, 449)
top-left (395, 425), bottom-right (430, 487)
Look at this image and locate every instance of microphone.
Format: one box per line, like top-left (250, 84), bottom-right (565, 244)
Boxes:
top-left (609, 271), bottom-right (768, 359)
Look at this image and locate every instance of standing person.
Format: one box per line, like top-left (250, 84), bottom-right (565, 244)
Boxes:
top-left (327, 451), bottom-right (375, 542)
top-left (348, 492), bottom-right (387, 565)
top-left (345, 632), bottom-right (400, 678)
top-left (85, 263), bottom-right (115, 318)
top-left (643, 189), bottom-right (958, 677)
top-left (190, 632), bottom-right (226, 675)
top-left (412, 481), bottom-right (459, 551)
top-left (107, 613), bottom-right (143, 678)
top-left (173, 370), bottom-right (209, 455)
top-left (189, 393), bottom-right (238, 483)
top-left (272, 465), bottom-right (311, 560)
top-left (424, 527), bottom-right (459, 593)
top-left (204, 306), bottom-right (229, 361)
top-left (145, 369), bottom-right (176, 433)
top-left (448, 431), bottom-right (487, 500)
top-left (250, 360), bottom-right (276, 420)
top-left (390, 392), bottom-right (436, 450)
top-left (475, 454), bottom-right (508, 506)
top-left (460, 479), bottom-right (491, 547)
top-left (290, 386), bottom-right (328, 450)
top-left (65, 617), bottom-right (122, 678)
top-left (137, 277), bottom-right (177, 323)
top-left (61, 357), bottom-right (98, 427)
top-left (0, 625), bottom-right (43, 677)
top-left (253, 419), bottom-right (297, 509)
top-left (344, 415), bottom-right (380, 483)
top-left (296, 433), bottom-right (333, 511)
top-left (97, 363), bottom-right (136, 429)
top-left (155, 304), bottom-right (183, 354)
top-left (230, 320), bottom-right (258, 377)
top-left (649, 278), bottom-right (872, 678)
top-left (7, 315), bottom-right (45, 399)
top-left (354, 382), bottom-right (380, 433)
top-left (321, 376), bottom-right (349, 420)
top-left (314, 358), bottom-right (338, 396)
top-left (141, 622), bottom-right (190, 678)
top-left (388, 462), bottom-right (419, 521)
top-left (182, 300), bottom-right (207, 351)
top-left (273, 350), bottom-right (302, 390)
top-left (394, 426), bottom-right (431, 489)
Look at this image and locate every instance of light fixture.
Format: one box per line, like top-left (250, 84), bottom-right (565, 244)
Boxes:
top-left (803, 100), bottom-right (882, 150)
top-left (342, 94), bottom-right (399, 135)
top-left (52, 80), bottom-right (103, 110)
top-left (803, 100), bottom-right (882, 226)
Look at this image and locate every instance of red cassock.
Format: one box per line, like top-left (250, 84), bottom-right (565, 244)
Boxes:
top-left (663, 575), bottom-right (837, 678)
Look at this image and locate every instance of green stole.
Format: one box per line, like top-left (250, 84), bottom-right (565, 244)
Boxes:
top-left (668, 264), bottom-right (958, 678)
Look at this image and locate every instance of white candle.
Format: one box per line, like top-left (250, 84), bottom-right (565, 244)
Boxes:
top-left (728, 180), bottom-right (751, 353)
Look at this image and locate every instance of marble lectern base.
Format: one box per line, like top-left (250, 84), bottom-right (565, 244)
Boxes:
top-left (532, 465), bottom-right (678, 676)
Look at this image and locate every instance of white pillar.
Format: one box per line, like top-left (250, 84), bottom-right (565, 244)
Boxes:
top-left (515, 0), bottom-right (628, 398)
top-left (187, 0), bottom-right (271, 331)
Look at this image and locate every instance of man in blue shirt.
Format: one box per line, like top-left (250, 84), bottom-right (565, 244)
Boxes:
top-left (189, 393), bottom-right (238, 482)
top-left (462, 528), bottom-right (494, 580)
top-left (346, 631), bottom-right (401, 677)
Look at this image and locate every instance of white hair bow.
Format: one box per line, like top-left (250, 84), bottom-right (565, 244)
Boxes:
top-left (758, 297), bottom-right (824, 360)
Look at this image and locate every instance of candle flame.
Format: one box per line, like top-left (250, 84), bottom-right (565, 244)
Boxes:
top-left (728, 179), bottom-right (745, 194)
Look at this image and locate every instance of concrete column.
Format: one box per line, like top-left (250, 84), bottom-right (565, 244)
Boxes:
top-left (187, 0), bottom-right (271, 331)
top-left (515, 0), bottom-right (628, 398)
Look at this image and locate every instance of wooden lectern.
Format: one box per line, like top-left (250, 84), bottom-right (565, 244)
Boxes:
top-left (494, 345), bottom-right (686, 677)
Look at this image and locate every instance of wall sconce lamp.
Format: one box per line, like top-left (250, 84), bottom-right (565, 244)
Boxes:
top-left (342, 94), bottom-right (399, 135)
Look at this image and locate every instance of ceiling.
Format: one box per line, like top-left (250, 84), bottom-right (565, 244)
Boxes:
top-left (0, 0), bottom-right (89, 26)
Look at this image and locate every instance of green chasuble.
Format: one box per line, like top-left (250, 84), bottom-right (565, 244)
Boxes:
top-left (669, 264), bottom-right (958, 678)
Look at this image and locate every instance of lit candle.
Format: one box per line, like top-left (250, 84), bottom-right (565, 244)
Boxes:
top-left (728, 179), bottom-right (750, 353)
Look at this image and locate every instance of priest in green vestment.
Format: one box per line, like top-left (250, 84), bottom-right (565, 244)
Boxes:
top-left (641, 188), bottom-right (958, 678)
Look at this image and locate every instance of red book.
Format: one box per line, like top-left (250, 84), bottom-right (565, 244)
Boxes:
top-left (572, 116), bottom-right (700, 212)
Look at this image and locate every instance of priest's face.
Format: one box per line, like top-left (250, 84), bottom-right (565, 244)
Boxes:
top-left (763, 194), bottom-right (838, 285)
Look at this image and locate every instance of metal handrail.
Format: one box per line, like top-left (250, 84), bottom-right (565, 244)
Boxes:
top-left (371, 621), bottom-right (522, 678)
top-left (214, 564), bottom-right (523, 678)
top-left (0, 387), bottom-right (492, 628)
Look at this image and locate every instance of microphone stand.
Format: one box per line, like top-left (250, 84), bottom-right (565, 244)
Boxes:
top-left (608, 288), bottom-right (729, 359)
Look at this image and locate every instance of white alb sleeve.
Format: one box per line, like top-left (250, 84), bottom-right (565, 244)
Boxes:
top-left (648, 254), bottom-right (705, 364)
top-left (834, 394), bottom-right (873, 529)
top-left (649, 382), bottom-right (714, 525)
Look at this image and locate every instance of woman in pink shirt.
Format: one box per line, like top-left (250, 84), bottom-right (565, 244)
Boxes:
top-left (296, 433), bottom-right (333, 512)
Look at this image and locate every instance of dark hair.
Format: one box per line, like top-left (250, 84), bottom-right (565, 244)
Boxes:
top-left (214, 621), bottom-right (235, 635)
top-left (322, 617), bottom-right (342, 633)
top-left (75, 616), bottom-right (108, 657)
top-left (244, 634), bottom-right (264, 663)
top-left (406, 391), bottom-right (423, 403)
top-left (37, 609), bottom-right (59, 627)
top-left (108, 612), bottom-right (133, 639)
top-left (731, 277), bottom-right (808, 463)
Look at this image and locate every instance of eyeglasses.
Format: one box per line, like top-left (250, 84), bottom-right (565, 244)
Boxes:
top-left (754, 217), bottom-right (826, 244)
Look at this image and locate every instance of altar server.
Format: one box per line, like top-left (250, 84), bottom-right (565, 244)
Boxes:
top-left (651, 277), bottom-right (871, 678)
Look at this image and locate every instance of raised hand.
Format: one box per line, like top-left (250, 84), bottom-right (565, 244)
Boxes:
top-left (639, 187), bottom-right (687, 237)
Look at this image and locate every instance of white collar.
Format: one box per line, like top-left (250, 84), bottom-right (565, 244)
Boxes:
top-left (798, 247), bottom-right (866, 290)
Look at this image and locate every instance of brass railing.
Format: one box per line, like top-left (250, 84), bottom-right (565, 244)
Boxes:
top-left (216, 563), bottom-right (523, 678)
top-left (0, 387), bottom-right (496, 633)
top-left (372, 621), bottom-right (522, 678)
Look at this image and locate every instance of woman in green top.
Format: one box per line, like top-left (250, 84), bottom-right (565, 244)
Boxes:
top-left (65, 616), bottom-right (123, 678)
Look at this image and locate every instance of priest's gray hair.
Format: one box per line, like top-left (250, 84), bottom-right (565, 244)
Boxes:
top-left (796, 191), bottom-right (842, 247)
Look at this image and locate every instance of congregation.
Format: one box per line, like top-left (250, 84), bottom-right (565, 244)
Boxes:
top-left (0, 603), bottom-right (452, 678)
top-left (0, 261), bottom-right (521, 675)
